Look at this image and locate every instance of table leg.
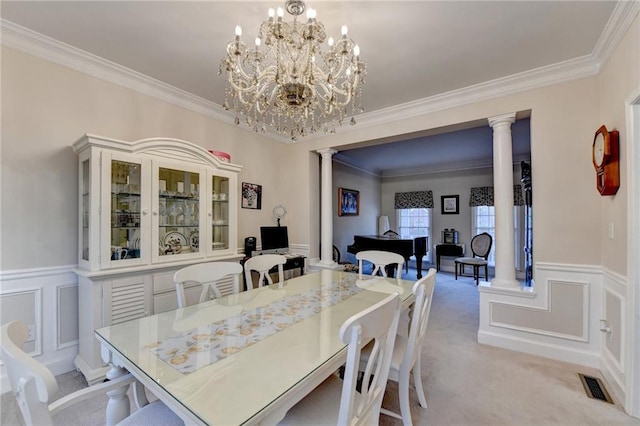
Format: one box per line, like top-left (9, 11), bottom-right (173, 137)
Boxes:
top-left (101, 344), bottom-right (132, 426)
top-left (105, 364), bottom-right (131, 426)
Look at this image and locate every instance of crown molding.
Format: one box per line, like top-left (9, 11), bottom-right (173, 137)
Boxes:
top-left (0, 19), bottom-right (234, 126)
top-left (592, 0), bottom-right (640, 68)
top-left (1, 0), bottom-right (637, 143)
top-left (332, 156), bottom-right (382, 179)
top-left (380, 153), bottom-right (531, 179)
top-left (349, 54), bottom-right (599, 133)
top-left (334, 0), bottom-right (639, 137)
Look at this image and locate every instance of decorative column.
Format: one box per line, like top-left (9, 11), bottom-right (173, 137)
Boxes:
top-left (317, 148), bottom-right (337, 267)
top-left (488, 113), bottom-right (519, 288)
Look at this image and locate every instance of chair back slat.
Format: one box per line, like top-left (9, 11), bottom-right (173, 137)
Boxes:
top-left (173, 262), bottom-right (243, 308)
top-left (243, 254), bottom-right (287, 289)
top-left (338, 293), bottom-right (401, 425)
top-left (356, 250), bottom-right (405, 279)
top-left (404, 268), bottom-right (437, 368)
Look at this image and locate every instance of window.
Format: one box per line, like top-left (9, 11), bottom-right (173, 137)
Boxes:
top-left (472, 206), bottom-right (525, 269)
top-left (397, 208), bottom-right (432, 262)
top-left (472, 206), bottom-right (496, 265)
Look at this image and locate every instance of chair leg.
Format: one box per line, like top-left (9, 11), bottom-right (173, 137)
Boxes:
top-left (474, 266), bottom-right (479, 285)
top-left (454, 262), bottom-right (458, 280)
top-left (413, 358), bottom-right (427, 409)
top-left (398, 370), bottom-right (413, 426)
top-left (485, 264), bottom-right (489, 281)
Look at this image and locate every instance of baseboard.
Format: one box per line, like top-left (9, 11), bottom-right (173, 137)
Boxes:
top-left (601, 349), bottom-right (627, 406)
top-left (477, 329), bottom-right (600, 368)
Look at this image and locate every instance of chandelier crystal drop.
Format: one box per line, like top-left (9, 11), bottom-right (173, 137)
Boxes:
top-left (219, 0), bottom-right (366, 141)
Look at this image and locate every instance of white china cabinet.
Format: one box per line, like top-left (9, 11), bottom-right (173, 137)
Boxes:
top-left (73, 134), bottom-right (242, 383)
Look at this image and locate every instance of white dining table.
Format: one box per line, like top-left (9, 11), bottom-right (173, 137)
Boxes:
top-left (95, 269), bottom-right (419, 425)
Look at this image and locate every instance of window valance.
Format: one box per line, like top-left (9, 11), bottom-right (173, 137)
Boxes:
top-left (469, 185), bottom-right (524, 207)
top-left (394, 190), bottom-right (434, 209)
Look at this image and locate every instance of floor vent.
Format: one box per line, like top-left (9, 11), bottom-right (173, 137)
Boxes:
top-left (579, 374), bottom-right (613, 404)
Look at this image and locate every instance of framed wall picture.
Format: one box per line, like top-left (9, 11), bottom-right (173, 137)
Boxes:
top-left (441, 194), bottom-right (459, 215)
top-left (338, 188), bottom-right (359, 216)
top-left (241, 182), bottom-right (262, 209)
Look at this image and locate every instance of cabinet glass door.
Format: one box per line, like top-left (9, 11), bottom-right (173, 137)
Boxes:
top-left (110, 159), bottom-right (143, 263)
top-left (158, 167), bottom-right (201, 258)
top-left (211, 175), bottom-right (230, 251)
top-left (81, 159), bottom-right (90, 261)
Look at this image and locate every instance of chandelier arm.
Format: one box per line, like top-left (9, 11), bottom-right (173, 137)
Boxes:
top-left (220, 0), bottom-right (364, 140)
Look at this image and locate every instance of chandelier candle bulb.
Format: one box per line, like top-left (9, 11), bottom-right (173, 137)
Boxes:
top-left (220, 0), bottom-right (366, 140)
top-left (307, 8), bottom-right (316, 21)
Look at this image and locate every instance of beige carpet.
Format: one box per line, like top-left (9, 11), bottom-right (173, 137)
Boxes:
top-left (2, 271), bottom-right (639, 425)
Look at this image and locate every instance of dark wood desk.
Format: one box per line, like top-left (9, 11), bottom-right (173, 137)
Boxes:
top-left (282, 254), bottom-right (305, 276)
top-left (435, 244), bottom-right (464, 271)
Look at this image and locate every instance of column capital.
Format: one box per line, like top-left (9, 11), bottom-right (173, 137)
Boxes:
top-left (317, 148), bottom-right (337, 159)
top-left (488, 113), bottom-right (516, 128)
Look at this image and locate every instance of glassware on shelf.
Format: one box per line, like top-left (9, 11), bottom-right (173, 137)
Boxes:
top-left (168, 201), bottom-right (177, 226)
top-left (193, 203), bottom-right (199, 224)
top-left (185, 201), bottom-right (195, 225)
top-left (175, 202), bottom-right (185, 225)
top-left (159, 199), bottom-right (167, 226)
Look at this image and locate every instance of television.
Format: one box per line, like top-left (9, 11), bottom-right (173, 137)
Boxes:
top-left (260, 226), bottom-right (289, 254)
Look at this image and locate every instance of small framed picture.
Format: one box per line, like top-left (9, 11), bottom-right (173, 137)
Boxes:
top-left (441, 195), bottom-right (459, 215)
top-left (338, 188), bottom-right (359, 216)
top-left (241, 182), bottom-right (262, 209)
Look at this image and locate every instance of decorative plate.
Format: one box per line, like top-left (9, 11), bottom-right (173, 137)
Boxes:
top-left (163, 231), bottom-right (187, 254)
top-left (189, 230), bottom-right (199, 250)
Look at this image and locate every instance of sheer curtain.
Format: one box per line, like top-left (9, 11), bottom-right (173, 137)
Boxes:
top-left (394, 191), bottom-right (433, 262)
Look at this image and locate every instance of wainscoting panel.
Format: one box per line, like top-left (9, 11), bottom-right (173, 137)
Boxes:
top-left (600, 268), bottom-right (627, 408)
top-left (0, 288), bottom-right (41, 356)
top-left (490, 280), bottom-right (588, 341)
top-left (57, 284), bottom-right (79, 349)
top-left (478, 262), bottom-right (602, 368)
top-left (0, 265), bottom-right (78, 394)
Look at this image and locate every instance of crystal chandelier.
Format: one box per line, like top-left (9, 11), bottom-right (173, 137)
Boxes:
top-left (219, 0), bottom-right (366, 141)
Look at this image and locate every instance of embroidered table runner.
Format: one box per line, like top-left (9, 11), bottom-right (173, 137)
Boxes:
top-left (145, 276), bottom-right (362, 374)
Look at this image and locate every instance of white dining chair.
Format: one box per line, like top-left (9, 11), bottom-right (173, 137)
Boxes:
top-left (1, 320), bottom-right (184, 426)
top-left (357, 250), bottom-right (405, 279)
top-left (360, 267), bottom-right (437, 426)
top-left (173, 261), bottom-right (243, 308)
top-left (243, 254), bottom-right (287, 289)
top-left (278, 292), bottom-right (401, 425)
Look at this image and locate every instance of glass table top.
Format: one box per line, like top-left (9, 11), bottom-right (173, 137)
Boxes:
top-left (95, 270), bottom-right (416, 425)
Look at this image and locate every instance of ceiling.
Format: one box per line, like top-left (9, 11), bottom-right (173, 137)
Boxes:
top-left (1, 1), bottom-right (624, 175)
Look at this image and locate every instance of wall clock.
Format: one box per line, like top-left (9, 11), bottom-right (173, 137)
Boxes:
top-left (592, 124), bottom-right (620, 196)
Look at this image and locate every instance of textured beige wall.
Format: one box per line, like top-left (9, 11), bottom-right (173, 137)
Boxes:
top-left (0, 47), bottom-right (301, 269)
top-left (381, 167), bottom-right (495, 249)
top-left (597, 12), bottom-right (640, 275)
top-left (305, 78), bottom-right (602, 269)
top-left (3, 11), bottom-right (638, 275)
top-left (332, 162), bottom-right (381, 262)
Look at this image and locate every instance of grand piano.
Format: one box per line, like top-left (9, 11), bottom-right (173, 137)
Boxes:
top-left (347, 235), bottom-right (428, 278)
